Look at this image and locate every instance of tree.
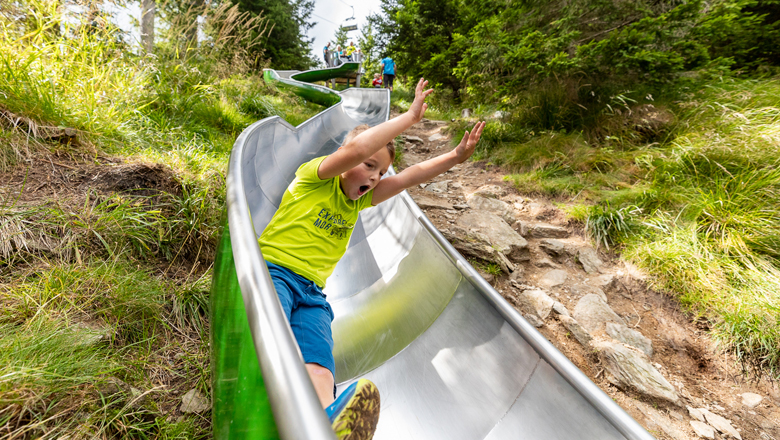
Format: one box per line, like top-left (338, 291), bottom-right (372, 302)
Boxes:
top-left (235, 0), bottom-right (316, 70)
top-left (331, 25), bottom-right (348, 48)
top-left (357, 21), bottom-right (379, 86)
top-left (141, 0), bottom-right (155, 54)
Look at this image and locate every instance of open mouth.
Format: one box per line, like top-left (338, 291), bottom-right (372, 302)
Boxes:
top-left (358, 185), bottom-right (370, 196)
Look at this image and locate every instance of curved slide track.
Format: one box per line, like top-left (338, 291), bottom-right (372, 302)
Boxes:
top-left (210, 64), bottom-right (656, 440)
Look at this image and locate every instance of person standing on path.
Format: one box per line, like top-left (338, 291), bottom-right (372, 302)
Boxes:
top-left (323, 42), bottom-right (331, 67)
top-left (380, 56), bottom-right (396, 91)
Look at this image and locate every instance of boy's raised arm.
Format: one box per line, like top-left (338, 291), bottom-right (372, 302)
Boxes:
top-left (371, 121), bottom-right (486, 205)
top-left (317, 79), bottom-right (433, 180)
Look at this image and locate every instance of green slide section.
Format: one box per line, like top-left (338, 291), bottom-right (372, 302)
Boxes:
top-left (210, 216), bottom-right (280, 439)
top-left (291, 62), bottom-right (360, 83)
top-left (264, 62), bottom-right (360, 107)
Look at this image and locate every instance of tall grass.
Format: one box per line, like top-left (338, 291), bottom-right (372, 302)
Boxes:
top-left (0, 0), bottom-right (327, 437)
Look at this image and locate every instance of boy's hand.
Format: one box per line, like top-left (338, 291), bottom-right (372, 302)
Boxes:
top-left (454, 121), bottom-right (486, 163)
top-left (407, 78), bottom-right (434, 123)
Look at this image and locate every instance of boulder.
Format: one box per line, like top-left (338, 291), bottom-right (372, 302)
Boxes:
top-left (471, 184), bottom-right (504, 199)
top-left (466, 194), bottom-right (515, 224)
top-left (634, 401), bottom-right (689, 440)
top-left (415, 195), bottom-right (453, 210)
top-left (533, 257), bottom-right (560, 269)
top-left (456, 212), bottom-right (529, 262)
top-left (425, 180), bottom-right (450, 193)
top-left (559, 315), bottom-right (592, 347)
top-left (606, 322), bottom-right (653, 357)
top-left (700, 409), bottom-right (742, 439)
top-left (181, 389), bottom-right (210, 414)
top-left (539, 239), bottom-right (566, 257)
top-left (573, 294), bottom-right (625, 333)
top-left (523, 222), bottom-right (570, 238)
top-left (592, 339), bottom-right (680, 405)
top-left (524, 313), bottom-right (544, 328)
top-left (578, 247), bottom-right (604, 274)
top-left (570, 284), bottom-right (608, 302)
top-left (403, 135), bottom-right (424, 144)
top-left (518, 289), bottom-right (555, 320)
top-left (688, 406), bottom-right (706, 422)
top-left (741, 392), bottom-right (763, 408)
top-left (690, 421), bottom-right (715, 439)
top-left (552, 301), bottom-right (570, 317)
top-left (443, 228), bottom-right (515, 274)
top-left (539, 269), bottom-right (568, 288)
top-left (428, 133), bottom-right (445, 142)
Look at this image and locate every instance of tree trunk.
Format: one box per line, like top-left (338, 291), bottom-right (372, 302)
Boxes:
top-left (186, 0), bottom-right (204, 49)
top-left (141, 0), bottom-right (155, 54)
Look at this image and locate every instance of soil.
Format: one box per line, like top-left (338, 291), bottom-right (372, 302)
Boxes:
top-left (398, 115), bottom-right (780, 440)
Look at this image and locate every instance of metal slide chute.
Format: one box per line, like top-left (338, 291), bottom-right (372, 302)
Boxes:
top-left (210, 67), bottom-right (656, 440)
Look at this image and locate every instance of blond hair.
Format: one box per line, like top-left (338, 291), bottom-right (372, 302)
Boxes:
top-left (344, 124), bottom-right (396, 163)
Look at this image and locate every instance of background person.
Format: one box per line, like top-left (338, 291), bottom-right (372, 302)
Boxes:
top-left (323, 42), bottom-right (331, 67)
top-left (380, 56), bottom-right (396, 91)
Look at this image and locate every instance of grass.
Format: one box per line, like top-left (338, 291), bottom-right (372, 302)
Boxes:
top-left (478, 75), bottom-right (780, 376)
top-left (0, 1), bottom-right (327, 437)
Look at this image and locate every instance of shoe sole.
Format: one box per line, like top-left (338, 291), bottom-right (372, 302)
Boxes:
top-left (332, 381), bottom-right (381, 440)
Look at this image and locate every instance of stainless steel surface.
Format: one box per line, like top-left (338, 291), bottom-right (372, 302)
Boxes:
top-left (226, 72), bottom-right (656, 439)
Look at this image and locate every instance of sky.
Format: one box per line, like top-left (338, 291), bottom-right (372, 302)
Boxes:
top-left (308, 0), bottom-right (383, 57)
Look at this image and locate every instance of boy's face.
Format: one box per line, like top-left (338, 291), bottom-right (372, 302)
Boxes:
top-left (339, 148), bottom-right (392, 200)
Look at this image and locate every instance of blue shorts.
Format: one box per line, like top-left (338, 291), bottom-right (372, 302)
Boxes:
top-left (266, 261), bottom-right (335, 379)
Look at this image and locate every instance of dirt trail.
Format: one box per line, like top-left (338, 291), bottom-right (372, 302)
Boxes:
top-left (398, 116), bottom-right (780, 440)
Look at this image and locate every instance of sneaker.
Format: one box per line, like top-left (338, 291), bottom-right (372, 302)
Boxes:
top-left (325, 379), bottom-right (381, 440)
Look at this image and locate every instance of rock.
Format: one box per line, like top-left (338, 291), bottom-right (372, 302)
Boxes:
top-left (181, 389), bottom-right (210, 414)
top-left (552, 301), bottom-right (570, 317)
top-left (690, 421), bottom-right (715, 439)
top-left (471, 184), bottom-right (504, 199)
top-left (509, 266), bottom-right (525, 282)
top-left (425, 180), bottom-right (450, 193)
top-left (461, 108), bottom-right (472, 118)
top-left (524, 313), bottom-right (544, 328)
top-left (570, 284), bottom-right (608, 302)
top-left (466, 194), bottom-right (515, 224)
top-left (428, 133), bottom-right (445, 142)
top-left (533, 257), bottom-right (560, 269)
top-left (404, 135), bottom-right (424, 144)
top-left (634, 401), bottom-right (688, 440)
top-left (741, 393), bottom-right (763, 408)
top-left (668, 410), bottom-right (684, 421)
top-left (688, 406), bottom-right (706, 422)
top-left (456, 212), bottom-right (529, 262)
top-left (539, 239), bottom-right (566, 257)
top-left (96, 377), bottom-right (131, 397)
top-left (401, 152), bottom-right (424, 167)
top-left (443, 228), bottom-right (516, 274)
top-left (72, 322), bottom-right (112, 347)
top-left (415, 195), bottom-right (453, 210)
top-left (593, 339), bottom-right (680, 405)
top-left (518, 289), bottom-right (555, 320)
top-left (591, 274), bottom-right (618, 292)
top-left (523, 222), bottom-right (570, 238)
top-left (573, 294), bottom-right (625, 333)
top-left (578, 247), bottom-right (604, 274)
top-left (700, 409), bottom-right (741, 439)
top-left (539, 269), bottom-right (568, 288)
top-left (453, 204), bottom-right (469, 210)
top-left (559, 315), bottom-right (592, 346)
top-left (605, 322), bottom-right (653, 357)
top-left (492, 110), bottom-right (507, 119)
top-left (481, 272), bottom-right (495, 284)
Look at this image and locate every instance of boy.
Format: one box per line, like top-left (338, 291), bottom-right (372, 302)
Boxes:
top-left (258, 78), bottom-right (485, 440)
top-left (371, 73), bottom-right (382, 88)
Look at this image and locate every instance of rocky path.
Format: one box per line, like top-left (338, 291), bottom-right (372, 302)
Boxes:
top-left (397, 116), bottom-right (780, 440)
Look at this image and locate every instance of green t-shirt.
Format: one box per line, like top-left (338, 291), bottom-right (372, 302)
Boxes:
top-left (259, 156), bottom-right (375, 287)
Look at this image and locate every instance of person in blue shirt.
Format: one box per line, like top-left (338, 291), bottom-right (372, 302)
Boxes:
top-left (380, 56), bottom-right (396, 91)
